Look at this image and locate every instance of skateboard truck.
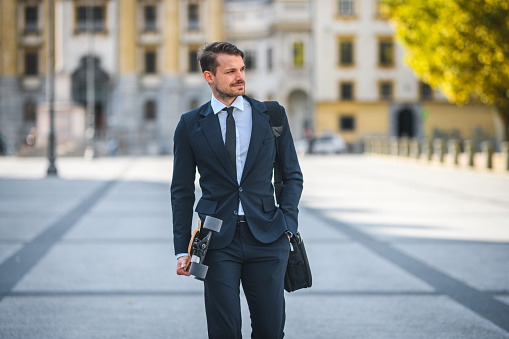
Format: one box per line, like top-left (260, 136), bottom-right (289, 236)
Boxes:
top-left (184, 216), bottom-right (222, 281)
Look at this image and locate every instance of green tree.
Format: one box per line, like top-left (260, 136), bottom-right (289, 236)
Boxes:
top-left (381, 0), bottom-right (509, 141)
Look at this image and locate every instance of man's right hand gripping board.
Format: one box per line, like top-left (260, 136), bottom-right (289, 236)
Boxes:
top-left (184, 216), bottom-right (223, 280)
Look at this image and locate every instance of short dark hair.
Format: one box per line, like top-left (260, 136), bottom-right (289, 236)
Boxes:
top-left (198, 41), bottom-right (244, 75)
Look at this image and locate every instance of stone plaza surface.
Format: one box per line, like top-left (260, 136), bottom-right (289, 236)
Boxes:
top-left (0, 155), bottom-right (508, 339)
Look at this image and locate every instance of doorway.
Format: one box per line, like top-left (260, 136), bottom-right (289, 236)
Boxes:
top-left (397, 108), bottom-right (414, 138)
top-left (71, 56), bottom-right (110, 135)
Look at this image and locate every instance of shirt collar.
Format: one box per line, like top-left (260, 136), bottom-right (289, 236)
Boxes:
top-left (211, 95), bottom-right (245, 115)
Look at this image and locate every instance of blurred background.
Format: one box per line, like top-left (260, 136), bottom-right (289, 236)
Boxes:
top-left (0, 0), bottom-right (507, 159)
top-left (1, 2), bottom-right (508, 337)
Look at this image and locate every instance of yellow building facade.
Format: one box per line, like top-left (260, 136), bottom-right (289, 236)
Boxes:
top-left (313, 0), bottom-right (496, 151)
top-left (1, 0), bottom-right (498, 155)
top-left (0, 0), bottom-right (224, 155)
top-left (315, 101), bottom-right (495, 146)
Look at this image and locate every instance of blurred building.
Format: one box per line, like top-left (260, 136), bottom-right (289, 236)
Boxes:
top-left (0, 0), bottom-right (313, 156)
top-left (0, 0), bottom-right (223, 156)
top-left (224, 0), bottom-right (313, 140)
top-left (0, 0), bottom-right (496, 156)
top-left (313, 0), bottom-right (494, 149)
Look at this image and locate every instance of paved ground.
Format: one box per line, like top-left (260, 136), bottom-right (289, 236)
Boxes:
top-left (0, 155), bottom-right (508, 338)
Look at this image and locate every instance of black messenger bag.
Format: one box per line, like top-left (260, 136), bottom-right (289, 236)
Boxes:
top-left (284, 232), bottom-right (312, 292)
top-left (264, 101), bottom-right (312, 293)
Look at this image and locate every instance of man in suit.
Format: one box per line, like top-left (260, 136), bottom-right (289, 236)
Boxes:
top-left (171, 41), bottom-right (303, 339)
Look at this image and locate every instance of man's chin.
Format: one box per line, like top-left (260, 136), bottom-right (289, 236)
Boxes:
top-left (227, 89), bottom-right (244, 98)
top-left (217, 87), bottom-right (245, 99)
top-left (231, 84), bottom-right (245, 94)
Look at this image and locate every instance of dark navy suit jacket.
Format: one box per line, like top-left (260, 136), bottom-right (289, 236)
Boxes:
top-left (171, 95), bottom-right (303, 255)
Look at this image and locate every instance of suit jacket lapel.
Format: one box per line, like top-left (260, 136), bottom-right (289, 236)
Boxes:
top-left (198, 104), bottom-right (237, 181)
top-left (242, 98), bottom-right (270, 183)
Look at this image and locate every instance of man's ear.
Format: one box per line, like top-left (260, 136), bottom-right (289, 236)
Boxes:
top-left (203, 71), bottom-right (214, 85)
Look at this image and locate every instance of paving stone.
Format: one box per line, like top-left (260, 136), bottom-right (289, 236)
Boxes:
top-left (0, 156), bottom-right (508, 338)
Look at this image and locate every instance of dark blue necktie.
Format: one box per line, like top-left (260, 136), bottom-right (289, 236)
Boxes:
top-left (223, 107), bottom-right (236, 173)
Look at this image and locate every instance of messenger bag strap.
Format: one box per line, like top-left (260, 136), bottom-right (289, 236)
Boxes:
top-left (263, 101), bottom-right (283, 206)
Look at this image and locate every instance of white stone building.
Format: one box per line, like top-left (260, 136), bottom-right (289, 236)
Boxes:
top-left (0, 0), bottom-right (495, 156)
top-left (312, 0), bottom-right (493, 147)
top-left (224, 0), bottom-right (314, 139)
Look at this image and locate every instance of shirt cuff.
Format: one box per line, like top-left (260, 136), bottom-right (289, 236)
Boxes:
top-left (176, 253), bottom-right (189, 259)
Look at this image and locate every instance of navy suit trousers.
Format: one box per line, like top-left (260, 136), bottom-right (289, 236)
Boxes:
top-left (203, 220), bottom-right (290, 339)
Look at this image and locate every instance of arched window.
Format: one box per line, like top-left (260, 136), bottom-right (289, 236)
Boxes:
top-left (144, 100), bottom-right (156, 120)
top-left (24, 100), bottom-right (37, 122)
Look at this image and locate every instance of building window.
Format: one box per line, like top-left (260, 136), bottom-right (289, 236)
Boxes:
top-left (293, 42), bottom-right (305, 67)
top-left (144, 5), bottom-right (156, 31)
top-left (339, 116), bottom-right (355, 131)
top-left (267, 48), bottom-right (273, 71)
top-left (24, 6), bottom-right (38, 34)
top-left (340, 82), bottom-right (354, 100)
top-left (189, 48), bottom-right (199, 73)
top-left (24, 100), bottom-right (37, 122)
top-left (188, 4), bottom-right (199, 30)
top-left (144, 100), bottom-right (156, 120)
top-left (24, 50), bottom-right (38, 76)
top-left (339, 0), bottom-right (354, 16)
top-left (420, 81), bottom-right (433, 101)
top-left (379, 38), bottom-right (394, 67)
top-left (76, 5), bottom-right (106, 33)
top-left (245, 50), bottom-right (256, 71)
top-left (339, 39), bottom-right (354, 66)
top-left (144, 49), bottom-right (157, 74)
top-left (380, 81), bottom-right (393, 101)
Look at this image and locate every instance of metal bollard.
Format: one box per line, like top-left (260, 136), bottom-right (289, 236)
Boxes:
top-left (400, 138), bottom-right (410, 157)
top-left (481, 141), bottom-right (494, 169)
top-left (433, 138), bottom-right (445, 163)
top-left (391, 138), bottom-right (400, 156)
top-left (382, 139), bottom-right (389, 154)
top-left (368, 139), bottom-right (374, 154)
top-left (464, 139), bottom-right (476, 167)
top-left (448, 139), bottom-right (460, 165)
top-left (410, 139), bottom-right (421, 159)
top-left (502, 141), bottom-right (509, 171)
top-left (423, 138), bottom-right (433, 161)
top-left (373, 139), bottom-right (382, 154)
top-left (364, 139), bottom-right (371, 153)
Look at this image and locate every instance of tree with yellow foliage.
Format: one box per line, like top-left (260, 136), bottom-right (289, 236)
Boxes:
top-left (381, 0), bottom-right (509, 141)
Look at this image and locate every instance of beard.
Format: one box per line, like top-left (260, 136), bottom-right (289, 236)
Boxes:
top-left (215, 81), bottom-right (245, 102)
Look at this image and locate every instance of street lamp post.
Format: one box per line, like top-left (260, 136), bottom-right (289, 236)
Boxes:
top-left (47, 0), bottom-right (57, 175)
top-left (84, 0), bottom-right (96, 159)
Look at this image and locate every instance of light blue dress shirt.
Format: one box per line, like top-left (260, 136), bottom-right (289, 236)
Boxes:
top-left (211, 94), bottom-right (252, 216)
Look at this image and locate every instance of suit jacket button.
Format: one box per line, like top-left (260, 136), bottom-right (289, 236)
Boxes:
top-left (233, 210), bottom-right (238, 215)
top-left (239, 187), bottom-right (243, 192)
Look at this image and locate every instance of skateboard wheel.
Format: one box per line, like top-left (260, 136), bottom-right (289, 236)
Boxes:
top-left (189, 262), bottom-right (208, 281)
top-left (203, 216), bottom-right (222, 232)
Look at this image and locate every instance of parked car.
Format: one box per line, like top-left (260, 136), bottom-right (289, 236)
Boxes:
top-left (295, 132), bottom-right (347, 155)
